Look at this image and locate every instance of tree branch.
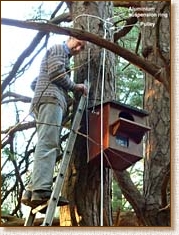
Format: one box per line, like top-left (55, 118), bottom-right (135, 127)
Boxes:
top-left (1, 18), bottom-right (169, 91)
top-left (1, 122), bottom-right (36, 149)
top-left (113, 1), bottom-right (140, 8)
top-left (1, 215), bottom-right (59, 226)
top-left (114, 16), bottom-right (138, 42)
top-left (1, 91), bottom-right (31, 104)
top-left (2, 121), bottom-right (36, 136)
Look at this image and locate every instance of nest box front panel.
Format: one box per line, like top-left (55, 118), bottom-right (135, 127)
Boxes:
top-left (88, 101), bottom-right (150, 170)
top-left (107, 134), bottom-right (143, 170)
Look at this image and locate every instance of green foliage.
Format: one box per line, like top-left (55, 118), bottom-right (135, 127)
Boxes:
top-left (114, 6), bottom-right (144, 108)
top-left (112, 179), bottom-right (133, 212)
top-left (116, 59), bottom-right (144, 108)
top-left (112, 162), bottom-right (144, 212)
top-left (1, 206), bottom-right (11, 215)
top-left (112, 179), bottom-right (122, 210)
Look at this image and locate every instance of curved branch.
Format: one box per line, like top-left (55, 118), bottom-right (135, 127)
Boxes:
top-left (1, 18), bottom-right (169, 91)
top-left (114, 16), bottom-right (138, 42)
top-left (1, 30), bottom-right (46, 93)
top-left (2, 98), bottom-right (31, 104)
top-left (2, 121), bottom-right (36, 135)
top-left (1, 91), bottom-right (31, 103)
top-left (1, 121), bottom-right (36, 148)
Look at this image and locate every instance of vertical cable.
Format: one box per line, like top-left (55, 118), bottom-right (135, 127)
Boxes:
top-left (86, 16), bottom-right (90, 162)
top-left (100, 21), bottom-right (107, 227)
top-left (86, 51), bottom-right (91, 162)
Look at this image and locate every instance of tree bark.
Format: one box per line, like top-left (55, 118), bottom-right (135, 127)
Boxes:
top-left (142, 1), bottom-right (170, 226)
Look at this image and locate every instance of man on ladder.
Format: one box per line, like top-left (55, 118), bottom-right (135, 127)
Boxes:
top-left (21, 36), bottom-right (87, 216)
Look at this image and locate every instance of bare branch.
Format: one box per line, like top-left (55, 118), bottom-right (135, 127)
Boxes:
top-left (114, 16), bottom-right (138, 42)
top-left (2, 91), bottom-right (31, 104)
top-left (50, 2), bottom-right (64, 19)
top-left (2, 121), bottom-right (36, 135)
top-left (1, 215), bottom-right (59, 226)
top-left (1, 121), bottom-right (36, 148)
top-left (113, 1), bottom-right (140, 8)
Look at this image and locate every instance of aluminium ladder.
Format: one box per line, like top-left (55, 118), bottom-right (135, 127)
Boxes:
top-left (24, 92), bottom-right (87, 226)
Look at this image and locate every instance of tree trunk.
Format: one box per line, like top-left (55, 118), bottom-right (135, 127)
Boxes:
top-left (59, 1), bottom-right (115, 226)
top-left (142, 1), bottom-right (170, 226)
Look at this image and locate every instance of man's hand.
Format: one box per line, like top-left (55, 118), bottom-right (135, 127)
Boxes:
top-left (73, 84), bottom-right (88, 96)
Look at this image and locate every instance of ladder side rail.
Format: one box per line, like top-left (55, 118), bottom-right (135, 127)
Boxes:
top-left (41, 95), bottom-right (86, 226)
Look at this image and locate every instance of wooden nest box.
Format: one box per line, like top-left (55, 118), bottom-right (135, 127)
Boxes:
top-left (88, 101), bottom-right (150, 171)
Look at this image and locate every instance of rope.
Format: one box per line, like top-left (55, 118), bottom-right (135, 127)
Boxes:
top-left (100, 19), bottom-right (108, 227)
top-left (86, 16), bottom-right (91, 163)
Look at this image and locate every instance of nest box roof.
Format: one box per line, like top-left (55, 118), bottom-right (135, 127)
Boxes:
top-left (88, 100), bottom-right (149, 117)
